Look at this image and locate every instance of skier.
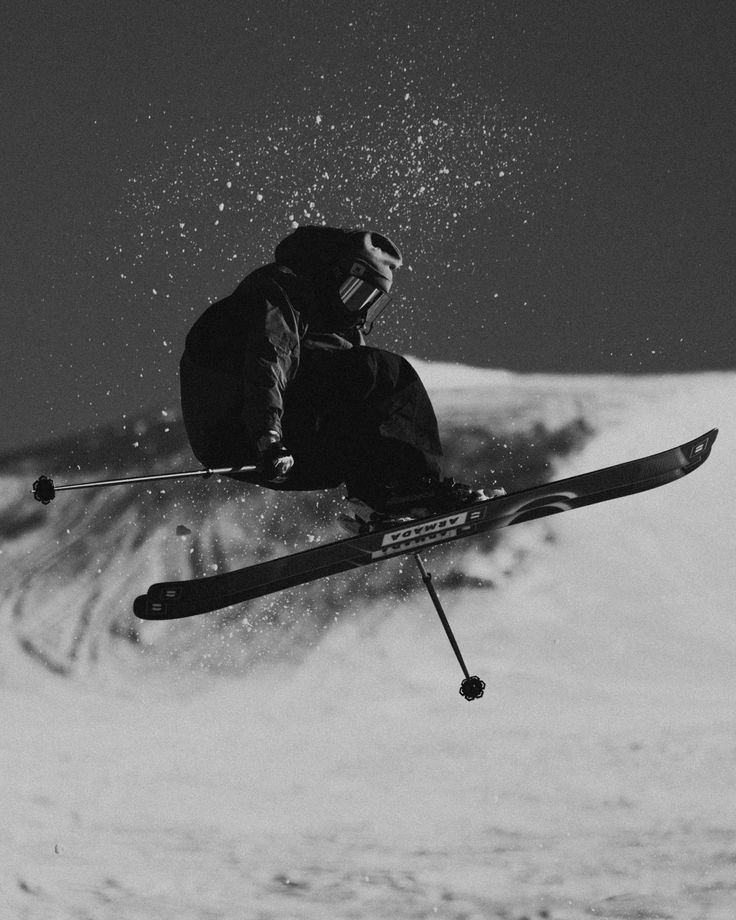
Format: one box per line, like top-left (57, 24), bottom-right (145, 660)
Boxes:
top-left (179, 225), bottom-right (493, 528)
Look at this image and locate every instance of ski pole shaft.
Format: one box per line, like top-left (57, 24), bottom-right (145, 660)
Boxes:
top-left (31, 465), bottom-right (258, 504)
top-left (413, 552), bottom-right (470, 680)
top-left (413, 553), bottom-right (486, 701)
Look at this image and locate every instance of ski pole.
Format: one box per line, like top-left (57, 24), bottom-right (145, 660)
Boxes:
top-left (413, 552), bottom-right (486, 701)
top-left (31, 465), bottom-right (258, 504)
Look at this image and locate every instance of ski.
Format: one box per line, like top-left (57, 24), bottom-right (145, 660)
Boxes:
top-left (134, 428), bottom-right (717, 621)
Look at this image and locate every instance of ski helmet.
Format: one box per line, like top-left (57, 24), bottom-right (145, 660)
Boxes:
top-left (274, 226), bottom-right (403, 332)
top-left (334, 230), bottom-right (403, 332)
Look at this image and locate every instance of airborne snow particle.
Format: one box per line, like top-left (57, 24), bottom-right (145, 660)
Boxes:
top-left (108, 67), bottom-right (574, 367)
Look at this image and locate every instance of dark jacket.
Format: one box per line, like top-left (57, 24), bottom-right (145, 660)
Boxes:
top-left (180, 263), bottom-right (363, 467)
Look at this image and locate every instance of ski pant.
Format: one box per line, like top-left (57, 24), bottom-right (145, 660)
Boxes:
top-left (277, 346), bottom-right (443, 506)
top-left (183, 346), bottom-right (444, 509)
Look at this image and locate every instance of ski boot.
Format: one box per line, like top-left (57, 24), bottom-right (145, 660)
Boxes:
top-left (339, 498), bottom-right (416, 535)
top-left (384, 477), bottom-right (506, 519)
top-left (340, 479), bottom-right (506, 535)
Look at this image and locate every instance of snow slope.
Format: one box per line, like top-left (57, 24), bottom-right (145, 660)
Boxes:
top-left (0, 365), bottom-right (733, 920)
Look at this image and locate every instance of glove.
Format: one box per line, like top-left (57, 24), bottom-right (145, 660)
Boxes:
top-left (256, 431), bottom-right (295, 483)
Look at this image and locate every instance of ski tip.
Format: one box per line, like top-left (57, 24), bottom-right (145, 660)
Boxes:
top-left (687, 428), bottom-right (718, 465)
top-left (133, 595), bottom-right (150, 619)
top-left (133, 594), bottom-right (169, 620)
top-left (133, 592), bottom-right (199, 620)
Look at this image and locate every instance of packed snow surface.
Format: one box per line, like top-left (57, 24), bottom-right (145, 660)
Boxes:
top-left (1, 364), bottom-right (733, 919)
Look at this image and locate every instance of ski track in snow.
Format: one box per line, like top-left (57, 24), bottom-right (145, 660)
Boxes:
top-left (1, 366), bottom-right (734, 920)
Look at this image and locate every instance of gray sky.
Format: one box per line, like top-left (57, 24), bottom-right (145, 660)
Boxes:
top-left (2, 1), bottom-right (734, 449)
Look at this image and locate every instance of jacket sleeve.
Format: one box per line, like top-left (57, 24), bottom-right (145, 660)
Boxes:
top-left (237, 274), bottom-right (301, 441)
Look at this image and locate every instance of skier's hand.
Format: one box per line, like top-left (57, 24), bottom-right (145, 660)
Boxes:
top-left (256, 432), bottom-right (295, 483)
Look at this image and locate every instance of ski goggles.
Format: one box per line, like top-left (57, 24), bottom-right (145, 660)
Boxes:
top-left (338, 267), bottom-right (392, 329)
